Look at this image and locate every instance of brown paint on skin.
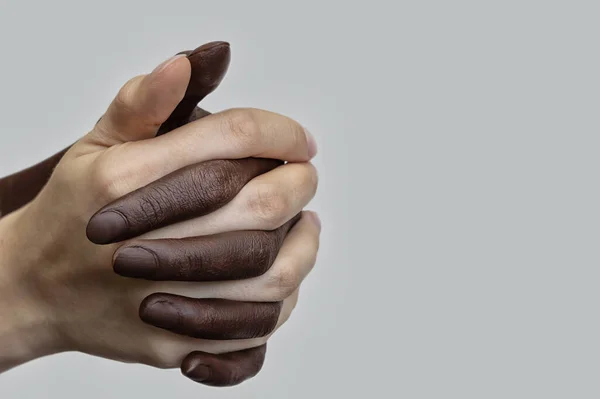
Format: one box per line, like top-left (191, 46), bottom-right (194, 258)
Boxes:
top-left (0, 42), bottom-right (286, 387)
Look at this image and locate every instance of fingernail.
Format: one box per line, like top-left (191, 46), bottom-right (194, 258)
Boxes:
top-left (307, 211), bottom-right (321, 230)
top-left (304, 128), bottom-right (318, 158)
top-left (86, 211), bottom-right (128, 245)
top-left (139, 299), bottom-right (180, 330)
top-left (152, 54), bottom-right (187, 75)
top-left (113, 247), bottom-right (158, 278)
top-left (182, 362), bottom-right (212, 383)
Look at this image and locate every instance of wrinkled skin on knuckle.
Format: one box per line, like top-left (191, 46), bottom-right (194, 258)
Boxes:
top-left (245, 231), bottom-right (280, 276)
top-left (170, 231), bottom-right (280, 281)
top-left (266, 264), bottom-right (300, 301)
top-left (222, 108), bottom-right (261, 150)
top-left (244, 301), bottom-right (283, 338)
top-left (135, 186), bottom-right (173, 227)
top-left (185, 160), bottom-right (243, 210)
top-left (282, 163), bottom-right (319, 207)
top-left (236, 214), bottom-right (301, 280)
top-left (91, 164), bottom-right (129, 203)
top-left (112, 76), bottom-right (146, 120)
top-left (114, 78), bottom-right (138, 111)
top-left (247, 183), bottom-right (290, 229)
top-left (89, 147), bottom-right (145, 204)
top-left (175, 241), bottom-right (204, 279)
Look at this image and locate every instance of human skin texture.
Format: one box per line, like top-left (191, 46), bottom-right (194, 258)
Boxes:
top-left (0, 42), bottom-right (319, 386)
top-left (0, 41), bottom-right (228, 218)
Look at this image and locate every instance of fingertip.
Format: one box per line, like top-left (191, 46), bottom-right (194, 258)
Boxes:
top-left (181, 354), bottom-right (213, 383)
top-left (93, 54), bottom-right (192, 144)
top-left (151, 54), bottom-right (188, 75)
top-left (147, 54), bottom-right (191, 95)
top-left (186, 41), bottom-right (231, 97)
top-left (181, 345), bottom-right (267, 387)
top-left (304, 128), bottom-right (318, 159)
top-left (304, 211), bottom-right (322, 231)
top-left (86, 211), bottom-right (128, 245)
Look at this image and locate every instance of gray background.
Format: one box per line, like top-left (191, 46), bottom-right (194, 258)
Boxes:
top-left (0, 0), bottom-right (598, 398)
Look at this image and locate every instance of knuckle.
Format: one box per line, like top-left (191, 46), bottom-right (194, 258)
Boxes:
top-left (247, 231), bottom-right (279, 275)
top-left (91, 163), bottom-right (128, 201)
top-left (136, 186), bottom-right (170, 224)
top-left (222, 108), bottom-right (261, 149)
top-left (90, 146), bottom-right (142, 202)
top-left (265, 263), bottom-right (300, 300)
top-left (113, 77), bottom-right (140, 115)
top-left (297, 163), bottom-right (319, 199)
top-left (141, 338), bottom-right (182, 369)
top-left (149, 346), bottom-right (180, 369)
top-left (247, 183), bottom-right (290, 229)
top-left (187, 161), bottom-right (239, 209)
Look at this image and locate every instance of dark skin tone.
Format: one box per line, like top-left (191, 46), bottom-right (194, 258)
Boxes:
top-left (0, 42), bottom-right (294, 387)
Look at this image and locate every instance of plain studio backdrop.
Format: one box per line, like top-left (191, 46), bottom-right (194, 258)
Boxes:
top-left (0, 0), bottom-right (599, 398)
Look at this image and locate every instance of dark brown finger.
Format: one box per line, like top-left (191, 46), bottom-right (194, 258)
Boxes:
top-left (86, 41), bottom-right (242, 244)
top-left (113, 213), bottom-right (300, 281)
top-left (86, 157), bottom-right (282, 244)
top-left (140, 294), bottom-right (282, 340)
top-left (157, 42), bottom-right (231, 135)
top-left (181, 345), bottom-right (267, 387)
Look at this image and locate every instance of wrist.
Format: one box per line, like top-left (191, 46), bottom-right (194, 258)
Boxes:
top-left (0, 209), bottom-right (67, 373)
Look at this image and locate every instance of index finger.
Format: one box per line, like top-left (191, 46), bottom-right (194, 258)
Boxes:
top-left (121, 108), bottom-right (317, 185)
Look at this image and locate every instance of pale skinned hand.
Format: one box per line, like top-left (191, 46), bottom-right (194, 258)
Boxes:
top-left (0, 42), bottom-right (305, 386)
top-left (0, 50), bottom-right (320, 385)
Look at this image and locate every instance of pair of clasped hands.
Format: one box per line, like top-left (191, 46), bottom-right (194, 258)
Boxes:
top-left (0, 42), bottom-right (320, 387)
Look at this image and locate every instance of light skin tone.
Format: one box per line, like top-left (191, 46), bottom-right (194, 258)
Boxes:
top-left (0, 47), bottom-right (304, 389)
top-left (0, 52), bottom-right (320, 381)
top-left (0, 42), bottom-right (305, 386)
